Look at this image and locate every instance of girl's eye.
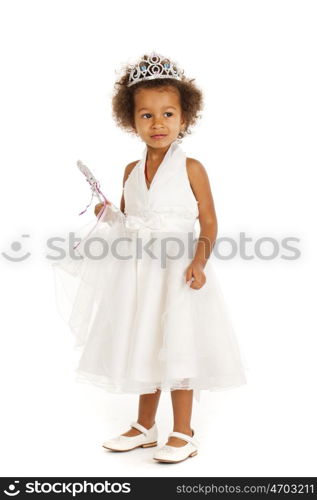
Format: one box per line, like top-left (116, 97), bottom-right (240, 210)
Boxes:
top-left (141, 112), bottom-right (173, 119)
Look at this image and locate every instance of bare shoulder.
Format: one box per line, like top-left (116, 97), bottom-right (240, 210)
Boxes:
top-left (186, 157), bottom-right (210, 184)
top-left (120, 160), bottom-right (139, 212)
top-left (185, 156), bottom-right (216, 215)
top-left (186, 157), bottom-right (207, 176)
top-left (123, 160), bottom-right (139, 185)
top-left (125, 160), bottom-right (139, 176)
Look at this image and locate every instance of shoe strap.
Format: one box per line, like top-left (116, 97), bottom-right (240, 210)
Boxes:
top-left (130, 421), bottom-right (150, 436)
top-left (168, 431), bottom-right (198, 446)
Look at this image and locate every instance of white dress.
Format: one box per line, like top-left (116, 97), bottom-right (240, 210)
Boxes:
top-left (52, 140), bottom-right (247, 402)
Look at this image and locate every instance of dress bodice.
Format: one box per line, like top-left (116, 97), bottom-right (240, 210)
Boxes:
top-left (123, 141), bottom-right (199, 232)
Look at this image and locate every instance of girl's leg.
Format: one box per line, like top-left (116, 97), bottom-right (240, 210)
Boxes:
top-left (121, 389), bottom-right (162, 436)
top-left (166, 389), bottom-right (194, 446)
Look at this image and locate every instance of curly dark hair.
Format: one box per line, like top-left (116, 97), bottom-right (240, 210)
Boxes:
top-left (111, 54), bottom-right (204, 140)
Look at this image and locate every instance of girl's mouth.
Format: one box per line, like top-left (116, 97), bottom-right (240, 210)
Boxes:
top-left (151, 134), bottom-right (167, 139)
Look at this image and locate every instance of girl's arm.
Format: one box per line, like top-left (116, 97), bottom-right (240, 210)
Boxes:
top-left (185, 158), bottom-right (218, 289)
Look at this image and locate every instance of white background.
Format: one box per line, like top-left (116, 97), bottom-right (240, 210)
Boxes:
top-left (0, 0), bottom-right (316, 477)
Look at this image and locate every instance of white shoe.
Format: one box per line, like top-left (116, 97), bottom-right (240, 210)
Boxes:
top-left (102, 421), bottom-right (158, 452)
top-left (153, 430), bottom-right (198, 463)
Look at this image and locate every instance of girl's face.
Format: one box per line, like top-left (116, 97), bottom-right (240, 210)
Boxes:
top-left (133, 86), bottom-right (186, 147)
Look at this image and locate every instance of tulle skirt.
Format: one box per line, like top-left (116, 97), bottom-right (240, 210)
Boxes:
top-left (52, 205), bottom-right (247, 402)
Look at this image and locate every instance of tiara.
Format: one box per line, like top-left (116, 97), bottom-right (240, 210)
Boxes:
top-left (127, 52), bottom-right (183, 87)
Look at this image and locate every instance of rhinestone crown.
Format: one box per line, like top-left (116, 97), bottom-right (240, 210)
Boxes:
top-left (127, 52), bottom-right (183, 87)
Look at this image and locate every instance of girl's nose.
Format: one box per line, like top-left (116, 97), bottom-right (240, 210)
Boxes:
top-left (152, 117), bottom-right (164, 127)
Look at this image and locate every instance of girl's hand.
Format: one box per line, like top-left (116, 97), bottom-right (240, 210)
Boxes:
top-left (185, 260), bottom-right (206, 289)
top-left (94, 201), bottom-right (111, 217)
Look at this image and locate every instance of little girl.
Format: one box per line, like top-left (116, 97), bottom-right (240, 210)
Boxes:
top-left (53, 52), bottom-right (247, 464)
